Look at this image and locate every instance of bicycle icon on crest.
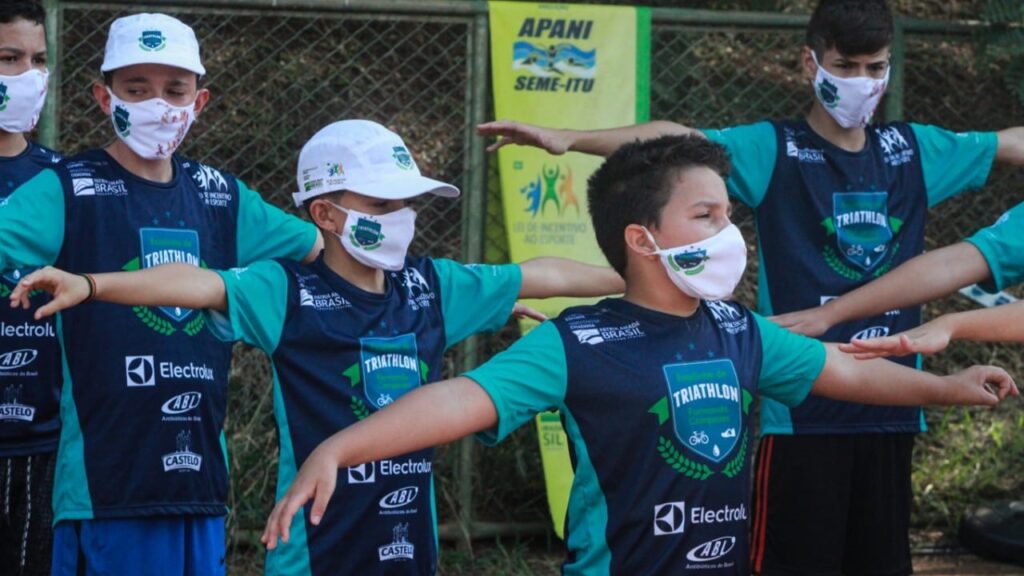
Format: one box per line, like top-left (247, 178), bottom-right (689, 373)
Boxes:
top-left (689, 430), bottom-right (709, 446)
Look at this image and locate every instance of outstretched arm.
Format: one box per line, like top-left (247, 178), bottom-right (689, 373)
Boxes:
top-left (519, 257), bottom-right (624, 299)
top-left (772, 242), bottom-right (991, 336)
top-left (476, 119), bottom-right (700, 158)
top-left (840, 301), bottom-right (1024, 359)
top-left (996, 127), bottom-right (1024, 165)
top-left (9, 263), bottom-right (227, 319)
top-left (811, 344), bottom-right (1016, 406)
top-left (261, 376), bottom-right (496, 547)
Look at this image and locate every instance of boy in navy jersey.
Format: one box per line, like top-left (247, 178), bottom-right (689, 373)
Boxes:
top-left (476, 1), bottom-right (1024, 573)
top-left (0, 2), bottom-right (61, 574)
top-left (11, 119), bottom-right (626, 575)
top-left (772, 200), bottom-right (1024, 355)
top-left (253, 135), bottom-right (1016, 576)
top-left (0, 12), bottom-right (321, 576)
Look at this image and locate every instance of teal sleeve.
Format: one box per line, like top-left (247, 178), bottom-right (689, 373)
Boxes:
top-left (0, 169), bottom-right (64, 270)
top-left (964, 201), bottom-right (1024, 291)
top-left (463, 321), bottom-right (568, 445)
top-left (205, 260), bottom-right (290, 353)
top-left (701, 122), bottom-right (777, 208)
top-left (911, 124), bottom-right (997, 207)
top-left (235, 179), bottom-right (317, 266)
top-left (434, 259), bottom-right (523, 348)
top-left (754, 314), bottom-right (826, 407)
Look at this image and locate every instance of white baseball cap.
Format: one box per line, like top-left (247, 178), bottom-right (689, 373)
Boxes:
top-left (292, 120), bottom-right (460, 207)
top-left (101, 13), bottom-right (206, 76)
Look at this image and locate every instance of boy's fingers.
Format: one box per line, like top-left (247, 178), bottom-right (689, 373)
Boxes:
top-left (309, 478), bottom-right (336, 525)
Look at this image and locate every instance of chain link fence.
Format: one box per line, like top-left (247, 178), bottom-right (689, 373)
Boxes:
top-left (47, 0), bottom-right (1023, 569)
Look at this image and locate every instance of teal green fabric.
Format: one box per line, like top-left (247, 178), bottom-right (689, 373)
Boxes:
top-left (560, 408), bottom-right (611, 576)
top-left (701, 122), bottom-right (778, 208)
top-left (965, 201), bottom-right (1024, 291)
top-left (52, 314), bottom-right (93, 522)
top-left (464, 321), bottom-right (568, 445)
top-left (911, 124), bottom-right (997, 207)
top-left (0, 169), bottom-right (64, 270)
top-left (235, 180), bottom-right (317, 265)
top-left (753, 314), bottom-right (826, 407)
top-left (264, 365), bottom-right (314, 576)
top-left (433, 259), bottom-right (522, 348)
top-left (206, 261), bottom-right (291, 354)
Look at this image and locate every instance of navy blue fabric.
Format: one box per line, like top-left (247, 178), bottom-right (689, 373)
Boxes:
top-left (52, 150), bottom-right (240, 518)
top-left (555, 299), bottom-right (762, 575)
top-left (272, 256), bottom-right (448, 576)
top-left (0, 142), bottom-right (63, 456)
top-left (758, 121), bottom-right (927, 433)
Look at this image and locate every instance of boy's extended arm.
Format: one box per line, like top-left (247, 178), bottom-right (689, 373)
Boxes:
top-left (772, 242), bottom-right (991, 336)
top-left (476, 120), bottom-right (700, 158)
top-left (840, 301), bottom-right (1024, 359)
top-left (811, 344), bottom-right (1016, 406)
top-left (9, 263), bottom-right (228, 319)
top-left (996, 127), bottom-right (1024, 165)
top-left (261, 376), bottom-right (496, 547)
top-left (519, 257), bottom-right (624, 299)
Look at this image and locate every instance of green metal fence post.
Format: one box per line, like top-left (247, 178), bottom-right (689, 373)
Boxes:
top-left (39, 0), bottom-right (62, 149)
top-left (885, 17), bottom-right (905, 122)
top-left (456, 3), bottom-right (490, 551)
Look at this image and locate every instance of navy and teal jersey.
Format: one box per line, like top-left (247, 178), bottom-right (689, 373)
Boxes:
top-left (206, 255), bottom-right (521, 576)
top-left (966, 200), bottom-right (1024, 292)
top-left (0, 148), bottom-right (317, 522)
top-left (703, 120), bottom-right (997, 435)
top-left (0, 141), bottom-right (63, 456)
top-left (466, 298), bottom-right (825, 576)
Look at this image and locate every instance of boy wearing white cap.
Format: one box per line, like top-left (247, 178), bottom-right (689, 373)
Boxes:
top-left (0, 12), bottom-right (320, 575)
top-left (0, 3), bottom-right (62, 575)
top-left (10, 119), bottom-right (625, 575)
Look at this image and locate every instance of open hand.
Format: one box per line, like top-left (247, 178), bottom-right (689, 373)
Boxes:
top-left (476, 120), bottom-right (572, 155)
top-left (769, 306), bottom-right (834, 337)
top-left (839, 320), bottom-right (952, 360)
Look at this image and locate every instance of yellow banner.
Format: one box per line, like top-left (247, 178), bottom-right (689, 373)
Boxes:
top-left (489, 0), bottom-right (650, 539)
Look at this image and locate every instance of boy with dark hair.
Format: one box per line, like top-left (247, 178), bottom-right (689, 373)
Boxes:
top-left (476, 1), bottom-right (1024, 572)
top-left (0, 2), bottom-right (61, 574)
top-left (256, 134), bottom-right (1017, 576)
top-left (10, 119), bottom-right (625, 576)
top-left (0, 12), bottom-right (322, 575)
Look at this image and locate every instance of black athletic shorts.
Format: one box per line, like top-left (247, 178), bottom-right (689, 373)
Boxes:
top-left (750, 434), bottom-right (915, 576)
top-left (1, 451), bottom-right (56, 576)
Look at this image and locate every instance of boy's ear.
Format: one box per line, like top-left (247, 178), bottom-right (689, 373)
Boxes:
top-left (308, 198), bottom-right (343, 233)
top-left (624, 223), bottom-right (658, 258)
top-left (801, 45), bottom-right (818, 82)
top-left (92, 82), bottom-right (112, 115)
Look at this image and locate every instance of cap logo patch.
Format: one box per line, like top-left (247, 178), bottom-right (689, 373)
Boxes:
top-left (392, 146), bottom-right (414, 171)
top-left (139, 30), bottom-right (167, 52)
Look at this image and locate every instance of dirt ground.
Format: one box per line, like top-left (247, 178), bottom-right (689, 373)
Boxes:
top-left (913, 555), bottom-right (1023, 575)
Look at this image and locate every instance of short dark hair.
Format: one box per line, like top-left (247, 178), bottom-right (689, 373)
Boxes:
top-left (806, 0), bottom-right (893, 57)
top-left (586, 135), bottom-right (731, 276)
top-left (0, 1), bottom-right (46, 27)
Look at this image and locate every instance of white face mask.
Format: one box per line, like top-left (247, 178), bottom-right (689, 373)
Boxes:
top-left (644, 224), bottom-right (747, 301)
top-left (326, 200), bottom-right (417, 271)
top-left (812, 51), bottom-right (889, 129)
top-left (0, 69), bottom-right (48, 133)
top-left (107, 89), bottom-right (196, 160)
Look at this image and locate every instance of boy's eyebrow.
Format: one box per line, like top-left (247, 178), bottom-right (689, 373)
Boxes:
top-left (0, 47), bottom-right (26, 56)
top-left (122, 76), bottom-right (151, 84)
